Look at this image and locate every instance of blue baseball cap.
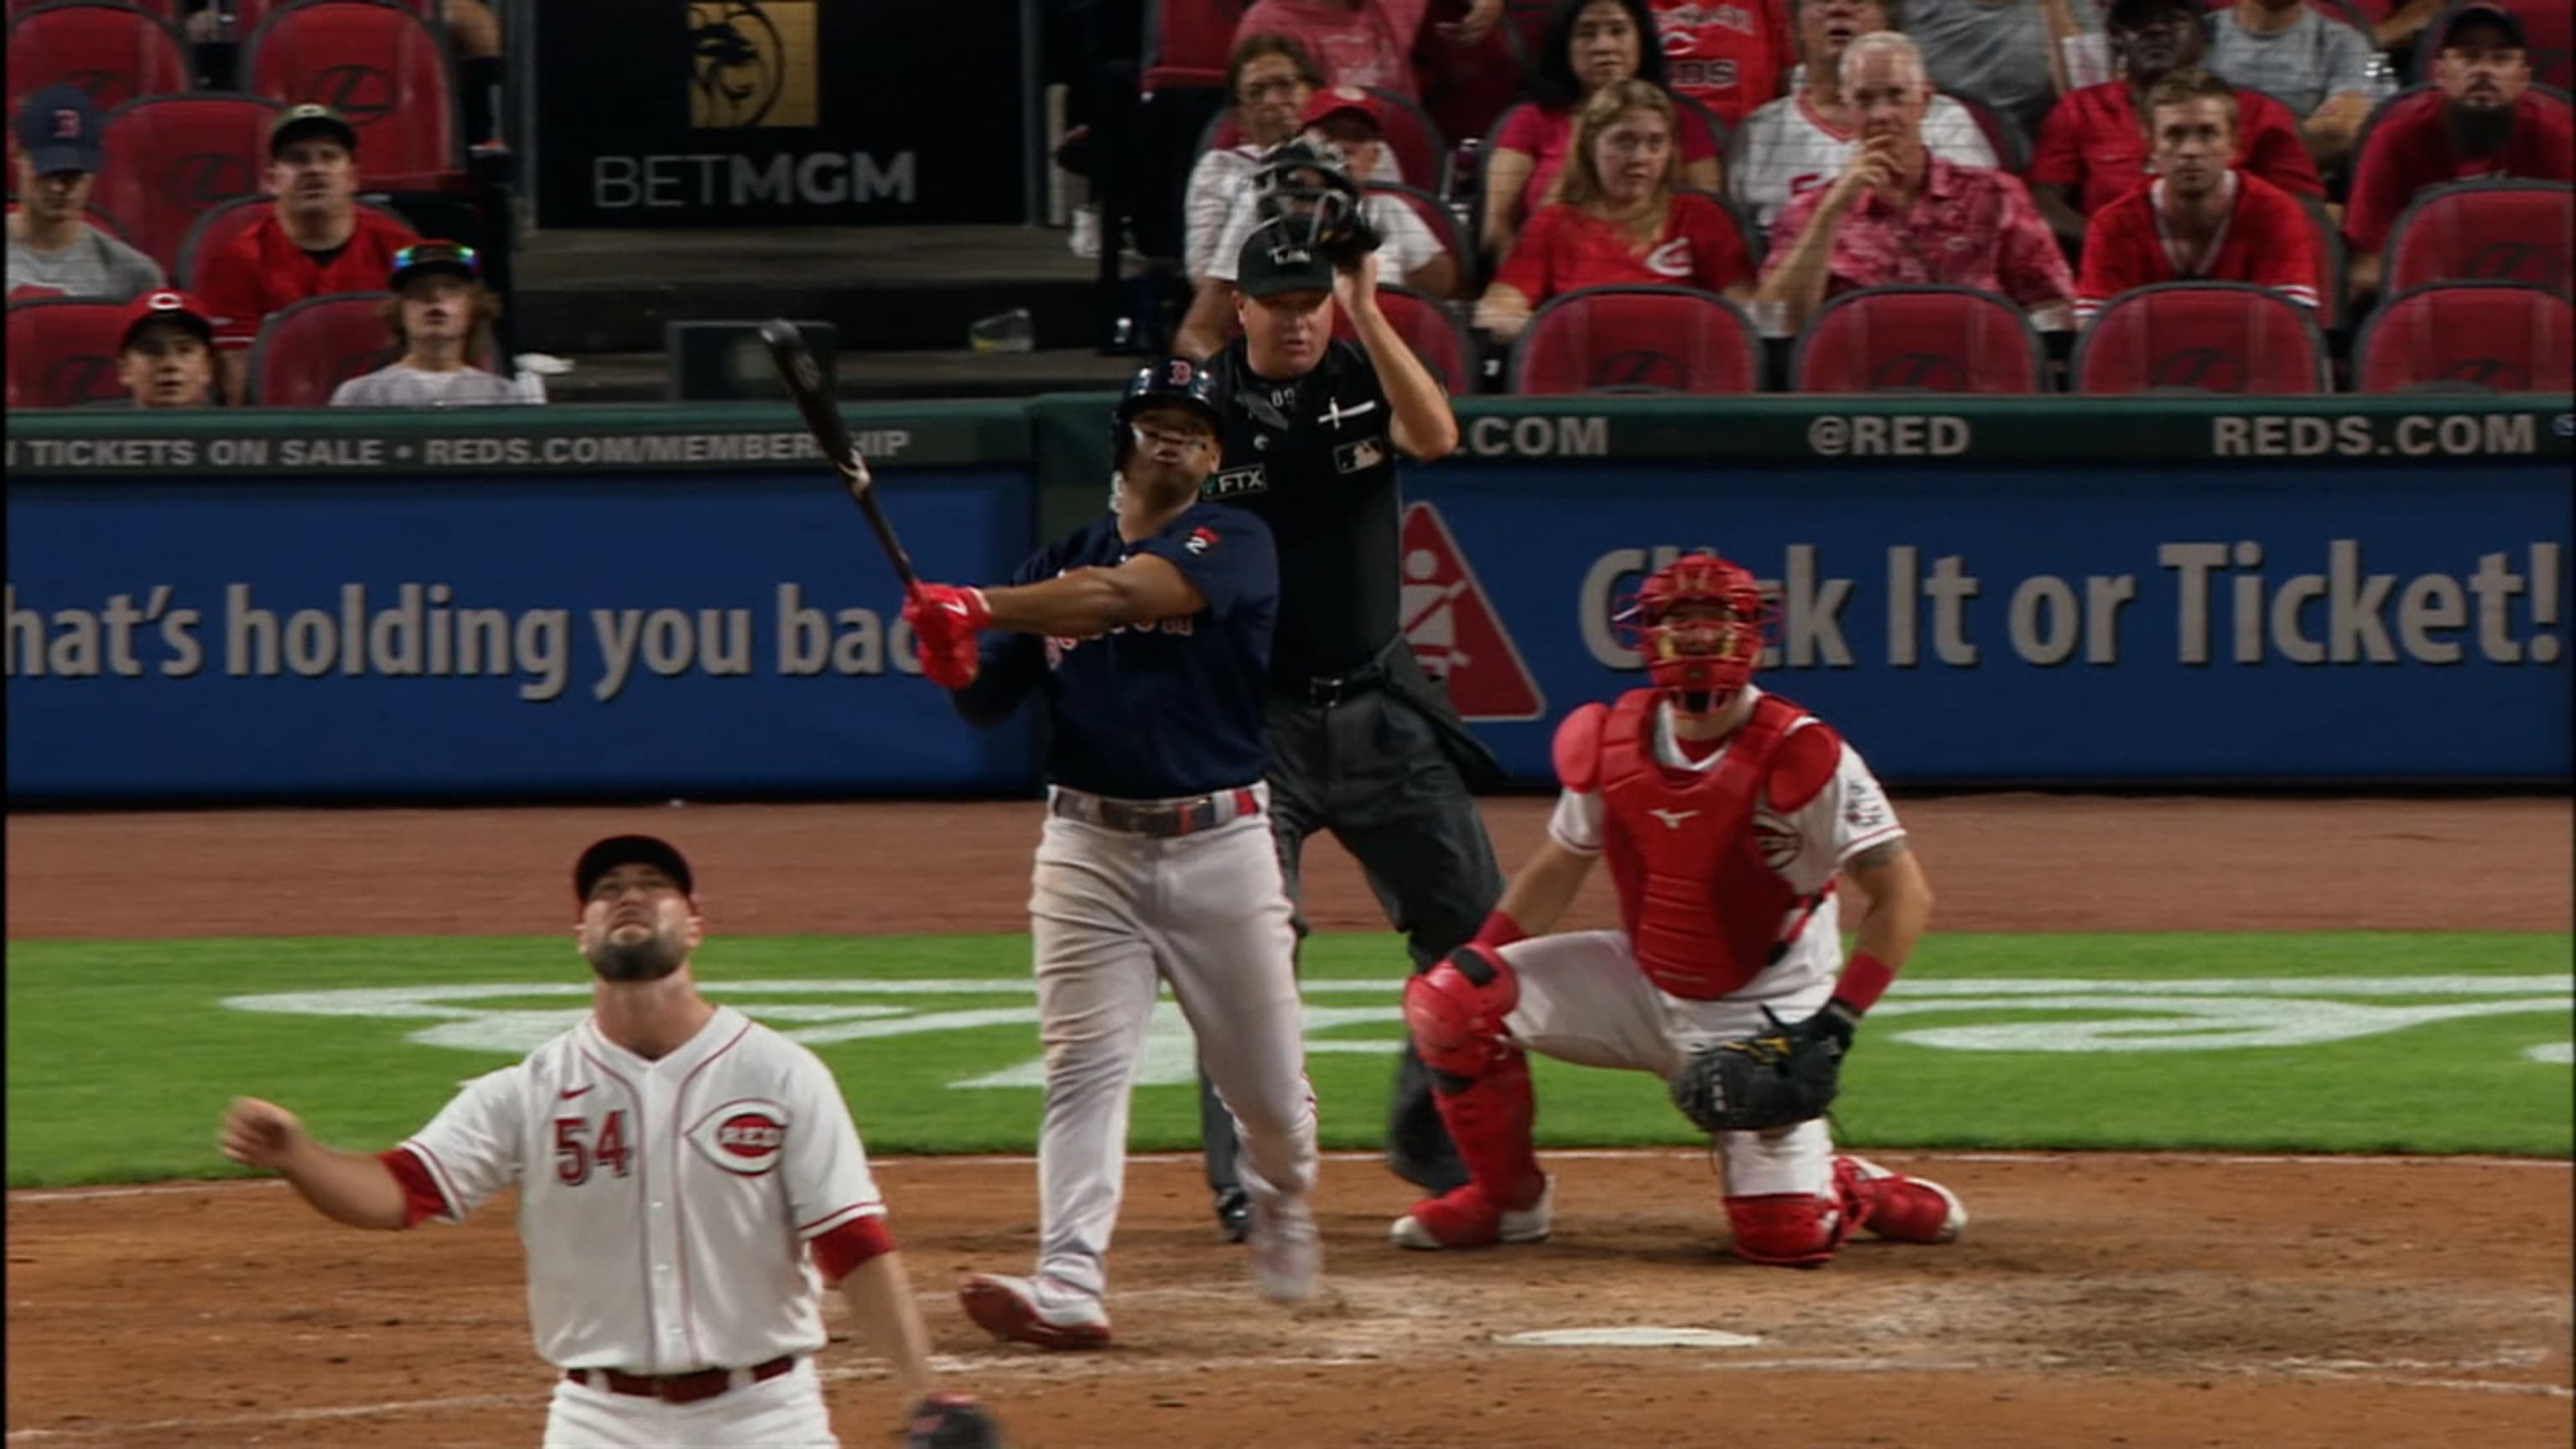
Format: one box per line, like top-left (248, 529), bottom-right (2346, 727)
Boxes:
top-left (14, 86), bottom-right (103, 174)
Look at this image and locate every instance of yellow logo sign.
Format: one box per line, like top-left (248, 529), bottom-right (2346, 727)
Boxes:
top-left (688, 0), bottom-right (816, 128)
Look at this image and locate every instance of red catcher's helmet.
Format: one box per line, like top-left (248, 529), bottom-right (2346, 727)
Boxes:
top-left (1615, 551), bottom-right (1774, 703)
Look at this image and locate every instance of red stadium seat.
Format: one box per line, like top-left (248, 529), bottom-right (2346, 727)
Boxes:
top-left (1940, 89), bottom-right (2028, 174)
top-left (174, 191), bottom-right (413, 289)
top-left (5, 3), bottom-right (191, 118)
top-left (1329, 283), bottom-right (1477, 393)
top-left (2293, 191), bottom-right (2348, 328)
top-left (2072, 282), bottom-right (2329, 394)
top-left (2384, 179), bottom-right (2574, 295)
top-left (1415, 13), bottom-right (1523, 169)
top-left (243, 0), bottom-right (461, 190)
top-left (1363, 181), bottom-right (1471, 294)
top-left (1143, 0), bottom-right (1248, 94)
top-left (1675, 90), bottom-right (1729, 161)
top-left (246, 288), bottom-right (393, 404)
top-left (93, 91), bottom-right (282, 276)
top-left (2352, 280), bottom-right (2573, 392)
top-left (1790, 285), bottom-right (2045, 393)
top-left (1366, 86), bottom-right (1452, 197)
top-left (1509, 284), bottom-right (1762, 395)
top-left (7, 0), bottom-right (174, 17)
top-left (4, 296), bottom-right (131, 406)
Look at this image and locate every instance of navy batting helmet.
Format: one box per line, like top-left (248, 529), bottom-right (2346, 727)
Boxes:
top-left (1110, 356), bottom-right (1223, 472)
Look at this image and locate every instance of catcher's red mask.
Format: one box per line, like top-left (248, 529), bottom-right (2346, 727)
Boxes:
top-left (1614, 552), bottom-right (1774, 704)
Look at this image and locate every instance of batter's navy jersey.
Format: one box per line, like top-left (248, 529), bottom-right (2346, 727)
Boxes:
top-left (952, 502), bottom-right (1279, 800)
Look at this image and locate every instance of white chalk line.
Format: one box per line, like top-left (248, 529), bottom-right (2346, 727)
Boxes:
top-left (13, 1148), bottom-right (2569, 1203)
top-left (8, 1346), bottom-right (2567, 1441)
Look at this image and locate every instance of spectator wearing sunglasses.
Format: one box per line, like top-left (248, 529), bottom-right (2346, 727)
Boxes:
top-left (330, 242), bottom-right (538, 407)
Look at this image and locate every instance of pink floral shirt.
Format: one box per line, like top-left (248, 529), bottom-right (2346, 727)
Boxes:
top-left (1761, 155), bottom-right (2074, 308)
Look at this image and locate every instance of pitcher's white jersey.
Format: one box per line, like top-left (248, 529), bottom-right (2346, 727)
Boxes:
top-left (1545, 688), bottom-right (1906, 990)
top-left (384, 1005), bottom-right (891, 1374)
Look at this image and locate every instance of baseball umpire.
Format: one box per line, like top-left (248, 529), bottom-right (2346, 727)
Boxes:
top-left (1183, 148), bottom-right (1504, 1233)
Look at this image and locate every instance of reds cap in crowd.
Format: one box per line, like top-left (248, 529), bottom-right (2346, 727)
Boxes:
top-left (269, 102), bottom-right (359, 156)
top-left (14, 85), bottom-right (103, 175)
top-left (1299, 87), bottom-right (1385, 134)
top-left (2440, 3), bottom-right (2527, 49)
top-left (118, 289), bottom-right (216, 351)
top-left (574, 834), bottom-right (697, 905)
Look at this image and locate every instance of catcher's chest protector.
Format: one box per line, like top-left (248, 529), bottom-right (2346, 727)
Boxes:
top-left (1596, 689), bottom-right (1810, 1000)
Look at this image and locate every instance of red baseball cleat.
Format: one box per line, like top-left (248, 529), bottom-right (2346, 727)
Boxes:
top-left (1836, 1155), bottom-right (1967, 1244)
top-left (1389, 1176), bottom-right (1553, 1249)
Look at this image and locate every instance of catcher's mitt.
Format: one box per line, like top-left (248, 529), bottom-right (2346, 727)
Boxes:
top-left (904, 1391), bottom-right (1003, 1449)
top-left (1669, 1005), bottom-right (1853, 1135)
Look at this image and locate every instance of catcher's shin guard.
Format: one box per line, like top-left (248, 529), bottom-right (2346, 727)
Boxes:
top-left (1724, 1191), bottom-right (1854, 1268)
top-left (1405, 950), bottom-right (1544, 1202)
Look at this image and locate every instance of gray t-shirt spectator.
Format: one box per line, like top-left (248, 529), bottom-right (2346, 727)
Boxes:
top-left (1906, 0), bottom-right (2098, 142)
top-left (330, 364), bottom-right (535, 407)
top-left (6, 226), bottom-right (164, 300)
top-left (2205, 6), bottom-right (2373, 118)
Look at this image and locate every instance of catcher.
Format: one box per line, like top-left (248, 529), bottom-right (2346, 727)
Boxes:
top-left (1389, 550), bottom-right (1966, 1266)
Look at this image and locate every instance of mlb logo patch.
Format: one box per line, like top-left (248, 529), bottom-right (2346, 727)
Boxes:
top-left (1333, 438), bottom-right (1384, 474)
top-left (1185, 526), bottom-right (1218, 555)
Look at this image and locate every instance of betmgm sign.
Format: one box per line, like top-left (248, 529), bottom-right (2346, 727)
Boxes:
top-left (535, 0), bottom-right (1023, 225)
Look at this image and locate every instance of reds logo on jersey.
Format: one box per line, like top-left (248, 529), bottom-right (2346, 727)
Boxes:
top-left (687, 1098), bottom-right (790, 1176)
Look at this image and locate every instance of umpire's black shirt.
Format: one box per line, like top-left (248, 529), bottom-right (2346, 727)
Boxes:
top-left (1202, 337), bottom-right (1403, 688)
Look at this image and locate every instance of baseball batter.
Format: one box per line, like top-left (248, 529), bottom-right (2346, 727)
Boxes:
top-left (901, 358), bottom-right (1323, 1347)
top-left (216, 835), bottom-right (966, 1448)
top-left (1391, 552), bottom-right (1968, 1265)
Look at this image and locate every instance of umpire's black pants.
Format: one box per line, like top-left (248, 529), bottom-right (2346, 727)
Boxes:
top-left (1198, 678), bottom-right (1504, 1202)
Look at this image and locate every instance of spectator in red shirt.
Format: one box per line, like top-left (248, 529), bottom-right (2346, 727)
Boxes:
top-left (194, 104), bottom-right (419, 404)
top-left (2028, 0), bottom-right (2323, 242)
top-left (1233, 0), bottom-right (1433, 97)
top-left (1650, 0), bottom-right (1797, 128)
top-left (1756, 32), bottom-right (2076, 333)
top-left (2074, 69), bottom-right (2323, 325)
top-left (1482, 0), bottom-right (1723, 262)
top-left (1476, 78), bottom-right (1757, 339)
top-left (2344, 3), bottom-right (2574, 298)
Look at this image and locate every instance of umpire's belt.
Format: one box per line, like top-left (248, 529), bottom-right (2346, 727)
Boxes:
top-left (1291, 636), bottom-right (1405, 707)
top-left (564, 1354), bottom-right (796, 1405)
top-left (1050, 784), bottom-right (1265, 838)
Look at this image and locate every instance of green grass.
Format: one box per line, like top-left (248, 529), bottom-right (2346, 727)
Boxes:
top-left (7, 931), bottom-right (2569, 1187)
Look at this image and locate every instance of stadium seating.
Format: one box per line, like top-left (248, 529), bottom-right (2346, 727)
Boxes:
top-left (1363, 181), bottom-right (1471, 294)
top-left (1329, 283), bottom-right (1476, 394)
top-left (1509, 284), bottom-right (1762, 394)
top-left (2294, 192), bottom-right (2348, 328)
top-left (1141, 0), bottom-right (1245, 94)
top-left (6, 2), bottom-right (191, 117)
top-left (92, 91), bottom-right (281, 275)
top-left (1791, 285), bottom-right (2046, 393)
top-left (245, 288), bottom-right (393, 403)
top-left (1367, 86), bottom-right (1452, 200)
top-left (2073, 282), bottom-right (2329, 394)
top-left (242, 0), bottom-right (460, 190)
top-left (5, 0), bottom-right (173, 19)
top-left (1941, 89), bottom-right (2028, 174)
top-left (2383, 179), bottom-right (2574, 295)
top-left (2351, 280), bottom-right (2573, 392)
top-left (174, 191), bottom-right (413, 288)
top-left (5, 295), bottom-right (132, 406)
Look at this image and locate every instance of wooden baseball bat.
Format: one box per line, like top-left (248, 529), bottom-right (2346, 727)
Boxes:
top-left (758, 319), bottom-right (922, 595)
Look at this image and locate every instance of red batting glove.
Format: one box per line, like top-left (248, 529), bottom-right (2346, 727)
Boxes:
top-left (912, 583), bottom-right (992, 633)
top-left (922, 629), bottom-right (980, 689)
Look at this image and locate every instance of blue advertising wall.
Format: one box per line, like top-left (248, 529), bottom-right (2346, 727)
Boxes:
top-left (6, 409), bottom-right (1040, 799)
top-left (6, 398), bottom-right (2569, 801)
top-left (1406, 463), bottom-right (2570, 782)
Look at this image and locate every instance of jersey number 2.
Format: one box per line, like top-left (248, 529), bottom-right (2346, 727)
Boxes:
top-left (554, 1111), bottom-right (633, 1187)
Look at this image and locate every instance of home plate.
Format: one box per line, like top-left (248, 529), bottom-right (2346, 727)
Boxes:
top-left (1500, 1327), bottom-right (1763, 1349)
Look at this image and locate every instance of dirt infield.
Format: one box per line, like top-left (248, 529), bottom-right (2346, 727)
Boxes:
top-left (6, 795), bottom-right (2572, 1448)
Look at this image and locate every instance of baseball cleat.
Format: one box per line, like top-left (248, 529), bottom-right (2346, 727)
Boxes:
top-left (1389, 1175), bottom-right (1553, 1250)
top-left (1836, 1155), bottom-right (1967, 1244)
top-left (1247, 1195), bottom-right (1322, 1303)
top-left (956, 1274), bottom-right (1113, 1351)
top-left (1213, 1186), bottom-right (1252, 1244)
